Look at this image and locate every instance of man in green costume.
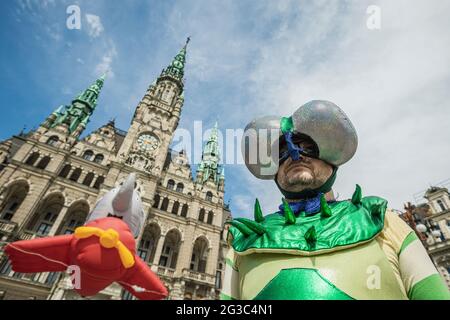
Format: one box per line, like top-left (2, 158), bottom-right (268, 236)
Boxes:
top-left (221, 100), bottom-right (450, 300)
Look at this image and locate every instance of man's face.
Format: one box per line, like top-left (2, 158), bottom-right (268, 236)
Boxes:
top-left (276, 138), bottom-right (333, 193)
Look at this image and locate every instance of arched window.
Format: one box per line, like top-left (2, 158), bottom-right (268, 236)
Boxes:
top-left (181, 204), bottom-right (188, 218)
top-left (190, 237), bottom-right (209, 272)
top-left (176, 183), bottom-right (184, 193)
top-left (138, 239), bottom-right (152, 261)
top-left (25, 152), bottom-right (40, 166)
top-left (437, 199), bottom-right (447, 212)
top-left (206, 191), bottom-right (213, 202)
top-left (82, 172), bottom-right (95, 187)
top-left (0, 182), bottom-right (29, 221)
top-left (161, 198), bottom-right (169, 211)
top-left (46, 136), bottom-right (59, 147)
top-left (58, 164), bottom-right (71, 178)
top-left (167, 179), bottom-right (175, 190)
top-left (36, 156), bottom-right (51, 170)
top-left (207, 211), bottom-right (214, 225)
top-left (93, 176), bottom-right (105, 189)
top-left (198, 209), bottom-right (205, 222)
top-left (172, 201), bottom-right (180, 215)
top-left (153, 194), bottom-right (160, 209)
top-left (159, 229), bottom-right (181, 269)
top-left (28, 194), bottom-right (64, 236)
top-left (83, 150), bottom-right (94, 161)
top-left (69, 168), bottom-right (82, 182)
top-left (57, 201), bottom-right (89, 235)
top-left (138, 224), bottom-right (160, 263)
top-left (93, 154), bottom-right (104, 164)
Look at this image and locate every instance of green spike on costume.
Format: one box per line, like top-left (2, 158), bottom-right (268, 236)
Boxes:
top-left (304, 226), bottom-right (317, 246)
top-left (282, 198), bottom-right (296, 225)
top-left (235, 218), bottom-right (266, 235)
top-left (254, 199), bottom-right (265, 222)
top-left (351, 184), bottom-right (362, 205)
top-left (227, 221), bottom-right (254, 237)
top-left (320, 194), bottom-right (332, 218)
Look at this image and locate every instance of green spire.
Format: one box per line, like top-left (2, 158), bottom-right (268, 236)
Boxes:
top-left (50, 75), bottom-right (105, 135)
top-left (196, 121), bottom-right (224, 187)
top-left (74, 74), bottom-right (106, 110)
top-left (161, 37), bottom-right (189, 81)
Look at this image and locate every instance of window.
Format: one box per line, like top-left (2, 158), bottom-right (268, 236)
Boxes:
top-left (207, 211), bottom-right (214, 225)
top-left (0, 260), bottom-right (12, 275)
top-left (437, 200), bottom-right (447, 212)
top-left (25, 152), bottom-right (40, 166)
top-left (83, 150), bottom-right (94, 161)
top-left (198, 209), bottom-right (205, 222)
top-left (159, 256), bottom-right (168, 267)
top-left (93, 154), bottom-right (104, 164)
top-left (172, 201), bottom-right (180, 215)
top-left (69, 168), bottom-right (82, 182)
top-left (36, 156), bottom-right (51, 170)
top-left (60, 218), bottom-right (84, 235)
top-left (0, 183), bottom-right (29, 221)
top-left (93, 176), bottom-right (105, 189)
top-left (176, 183), bottom-right (184, 193)
top-left (82, 172), bottom-right (95, 187)
top-left (206, 192), bottom-right (213, 202)
top-left (121, 290), bottom-right (135, 301)
top-left (153, 195), bottom-right (160, 209)
top-left (181, 204), bottom-right (188, 218)
top-left (46, 136), bottom-right (59, 147)
top-left (215, 270), bottom-right (222, 289)
top-left (58, 164), bottom-right (71, 178)
top-left (161, 198), bottom-right (169, 211)
top-left (167, 180), bottom-right (175, 190)
top-left (1, 202), bottom-right (19, 221)
top-left (37, 222), bottom-right (52, 236)
top-left (45, 272), bottom-right (58, 285)
top-left (138, 239), bottom-right (151, 261)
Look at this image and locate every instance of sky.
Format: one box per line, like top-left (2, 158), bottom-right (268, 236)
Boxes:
top-left (1, 0), bottom-right (450, 218)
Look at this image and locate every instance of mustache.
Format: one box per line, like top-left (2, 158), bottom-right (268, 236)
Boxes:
top-left (286, 158), bottom-right (312, 171)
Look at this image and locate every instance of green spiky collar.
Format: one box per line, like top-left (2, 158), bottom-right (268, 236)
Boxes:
top-left (227, 185), bottom-right (387, 256)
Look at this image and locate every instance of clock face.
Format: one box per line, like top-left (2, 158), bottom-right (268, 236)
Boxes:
top-left (137, 134), bottom-right (159, 152)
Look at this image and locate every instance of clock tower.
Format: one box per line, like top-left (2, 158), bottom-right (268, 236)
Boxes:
top-left (100, 39), bottom-right (189, 211)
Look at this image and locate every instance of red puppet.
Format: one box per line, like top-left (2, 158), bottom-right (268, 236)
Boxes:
top-left (4, 173), bottom-right (168, 300)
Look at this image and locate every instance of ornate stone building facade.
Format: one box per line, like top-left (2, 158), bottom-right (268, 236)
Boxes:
top-left (0, 40), bottom-right (232, 300)
top-left (401, 187), bottom-right (450, 290)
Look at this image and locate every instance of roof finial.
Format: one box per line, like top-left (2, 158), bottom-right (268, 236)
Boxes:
top-left (185, 36), bottom-right (191, 48)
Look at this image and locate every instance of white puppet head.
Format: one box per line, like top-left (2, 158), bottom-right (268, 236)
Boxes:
top-left (86, 173), bottom-right (144, 238)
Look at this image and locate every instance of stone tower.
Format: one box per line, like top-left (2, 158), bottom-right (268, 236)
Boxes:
top-left (0, 39), bottom-right (231, 300)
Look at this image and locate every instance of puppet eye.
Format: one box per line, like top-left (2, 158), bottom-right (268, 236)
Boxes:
top-left (107, 213), bottom-right (123, 220)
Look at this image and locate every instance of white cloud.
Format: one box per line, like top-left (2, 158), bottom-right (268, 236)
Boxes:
top-left (95, 41), bottom-right (117, 78)
top-left (242, 0), bottom-right (450, 211)
top-left (85, 14), bottom-right (104, 39)
top-left (164, 0), bottom-right (450, 214)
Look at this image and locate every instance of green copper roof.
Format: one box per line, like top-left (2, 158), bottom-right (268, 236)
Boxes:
top-left (160, 38), bottom-right (189, 82)
top-left (50, 75), bottom-right (105, 135)
top-left (196, 121), bottom-right (225, 185)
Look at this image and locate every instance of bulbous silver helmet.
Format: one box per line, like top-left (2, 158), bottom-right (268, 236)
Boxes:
top-left (241, 100), bottom-right (358, 180)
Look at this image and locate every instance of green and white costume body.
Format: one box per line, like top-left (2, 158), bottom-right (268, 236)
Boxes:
top-left (222, 100), bottom-right (450, 300)
top-left (221, 193), bottom-right (450, 300)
